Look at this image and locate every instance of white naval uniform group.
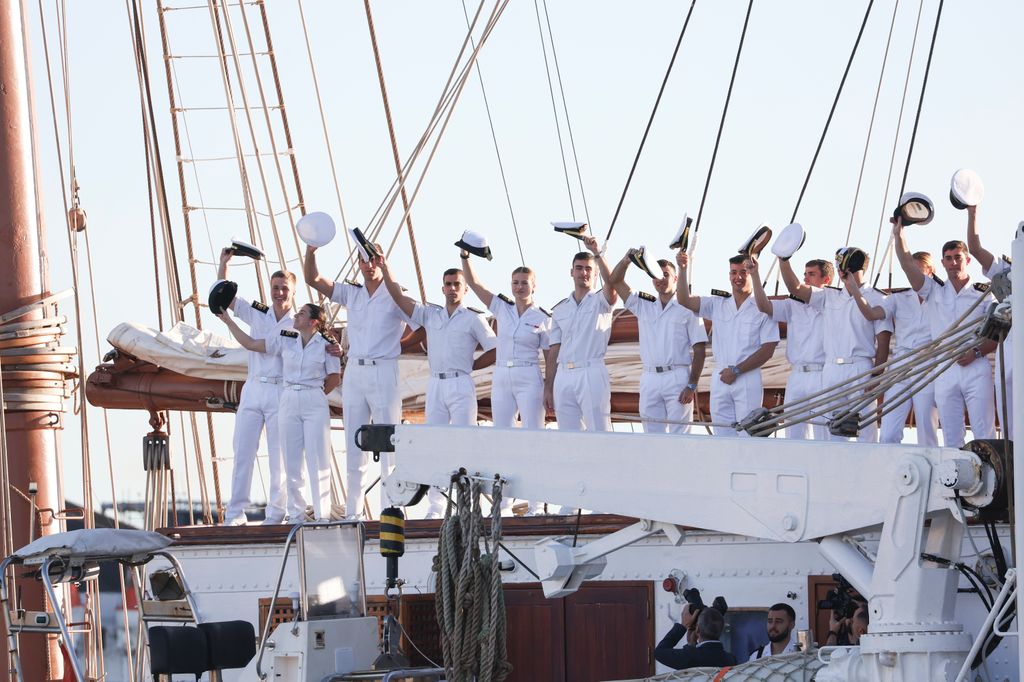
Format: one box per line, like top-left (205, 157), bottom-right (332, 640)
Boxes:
top-left (330, 279), bottom-right (418, 519)
top-left (264, 330), bottom-right (341, 521)
top-left (917, 275), bottom-right (996, 447)
top-left (771, 295), bottom-right (826, 440)
top-left (809, 285), bottom-right (892, 442)
top-left (626, 291), bottom-right (707, 434)
top-left (699, 293), bottom-right (779, 437)
top-left (986, 259), bottom-right (1012, 439)
top-left (412, 302), bottom-right (497, 516)
top-left (224, 295), bottom-right (292, 525)
top-left (488, 294), bottom-right (551, 430)
top-left (550, 290), bottom-right (614, 432)
top-left (880, 289), bottom-right (940, 446)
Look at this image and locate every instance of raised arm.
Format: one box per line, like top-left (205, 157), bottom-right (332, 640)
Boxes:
top-left (780, 259), bottom-right (811, 302)
top-left (607, 251), bottom-right (634, 302)
top-left (217, 311), bottom-right (267, 353)
top-left (378, 256), bottom-right (417, 318)
top-left (303, 246), bottom-right (337, 298)
top-left (673, 250), bottom-right (700, 314)
top-left (459, 252), bottom-right (494, 308)
top-left (891, 218), bottom-right (925, 291)
top-left (966, 205), bottom-right (995, 273)
top-left (583, 235), bottom-right (618, 306)
top-left (217, 247), bottom-right (231, 280)
top-left (846, 274), bottom-right (886, 321)
top-left (746, 256), bottom-right (774, 316)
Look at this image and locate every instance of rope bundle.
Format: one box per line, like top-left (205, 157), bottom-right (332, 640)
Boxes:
top-left (434, 476), bottom-right (512, 682)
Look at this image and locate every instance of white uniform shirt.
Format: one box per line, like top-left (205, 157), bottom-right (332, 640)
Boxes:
top-left (883, 289), bottom-right (932, 354)
top-left (230, 293), bottom-right (294, 380)
top-left (698, 294), bottom-right (779, 368)
top-left (549, 291), bottom-right (613, 362)
top-left (625, 292), bottom-right (707, 367)
top-left (330, 280), bottom-right (418, 360)
top-left (771, 296), bottom-right (825, 365)
top-left (264, 332), bottom-right (341, 387)
top-left (809, 286), bottom-right (892, 361)
top-left (747, 636), bottom-right (800, 661)
top-left (411, 303), bottom-right (497, 374)
top-left (488, 295), bottom-right (551, 365)
top-left (917, 275), bottom-right (994, 339)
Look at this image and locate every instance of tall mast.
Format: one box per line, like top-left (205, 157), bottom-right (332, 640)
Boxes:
top-left (0, 2), bottom-right (64, 680)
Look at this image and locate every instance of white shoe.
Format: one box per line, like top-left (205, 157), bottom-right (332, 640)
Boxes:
top-left (223, 515), bottom-right (247, 527)
top-left (261, 515), bottom-right (284, 526)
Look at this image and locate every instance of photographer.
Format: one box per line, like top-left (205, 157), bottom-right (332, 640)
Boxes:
top-left (826, 600), bottom-right (868, 646)
top-left (655, 603), bottom-right (737, 670)
top-left (748, 603), bottom-right (798, 660)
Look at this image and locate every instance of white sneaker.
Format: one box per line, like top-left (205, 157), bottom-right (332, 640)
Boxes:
top-left (223, 515), bottom-right (247, 527)
top-left (261, 515), bottom-right (284, 526)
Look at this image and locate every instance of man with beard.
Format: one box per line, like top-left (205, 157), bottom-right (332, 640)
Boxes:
top-left (748, 603), bottom-right (798, 660)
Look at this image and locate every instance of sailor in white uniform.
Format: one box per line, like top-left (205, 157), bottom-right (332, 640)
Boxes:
top-left (676, 251), bottom-right (779, 437)
top-left (893, 218), bottom-right (996, 447)
top-left (781, 248), bottom-right (892, 442)
top-left (381, 259), bottom-right (497, 518)
top-left (216, 248), bottom-right (293, 525)
top-left (219, 303), bottom-right (342, 521)
top-left (749, 256), bottom-right (832, 440)
top-left (607, 248), bottom-right (707, 434)
top-left (966, 204), bottom-right (1013, 439)
top-left (848, 252), bottom-right (941, 445)
top-left (304, 243), bottom-right (419, 519)
top-left (544, 236), bottom-right (618, 433)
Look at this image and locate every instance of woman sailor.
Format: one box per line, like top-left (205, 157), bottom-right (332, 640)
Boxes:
top-left (218, 302), bottom-right (341, 521)
top-left (458, 231), bottom-right (551, 514)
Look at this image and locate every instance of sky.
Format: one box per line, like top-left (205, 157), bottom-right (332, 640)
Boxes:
top-left (19, 0), bottom-right (1024, 513)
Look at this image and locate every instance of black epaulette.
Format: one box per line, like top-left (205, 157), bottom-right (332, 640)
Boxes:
top-left (931, 273), bottom-right (945, 286)
top-left (344, 278), bottom-right (363, 288)
top-left (788, 294), bottom-right (806, 304)
top-left (825, 285), bottom-right (841, 291)
top-left (467, 306), bottom-right (486, 315)
top-left (711, 289), bottom-right (731, 298)
top-left (426, 301), bottom-right (443, 309)
top-left (251, 300), bottom-right (269, 313)
top-left (872, 287), bottom-right (887, 296)
top-left (280, 330), bottom-right (298, 338)
top-left (537, 306), bottom-right (551, 317)
top-left (497, 293), bottom-right (514, 305)
top-left (552, 297), bottom-right (569, 309)
top-left (637, 291), bottom-right (656, 302)
top-left (974, 282), bottom-right (991, 293)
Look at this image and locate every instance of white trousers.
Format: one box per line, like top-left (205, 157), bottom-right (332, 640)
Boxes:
top-left (279, 388), bottom-right (332, 520)
top-left (709, 370), bottom-right (762, 437)
top-left (554, 365), bottom-right (611, 432)
top-left (424, 374), bottom-right (478, 516)
top-left (639, 368), bottom-right (694, 435)
top-left (225, 381), bottom-right (286, 522)
top-left (879, 378), bottom-right (939, 446)
top-left (343, 360), bottom-right (402, 519)
top-left (935, 357), bottom-right (996, 448)
top-left (491, 365), bottom-right (545, 429)
top-left (822, 360), bottom-right (878, 443)
top-left (782, 369), bottom-right (825, 440)
top-left (996, 344), bottom-right (1013, 439)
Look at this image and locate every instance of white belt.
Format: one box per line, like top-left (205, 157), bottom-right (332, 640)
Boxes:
top-left (832, 356), bottom-right (871, 365)
top-left (502, 360), bottom-right (538, 368)
top-left (257, 376), bottom-right (281, 384)
top-left (792, 363), bottom-right (823, 373)
top-left (285, 383), bottom-right (321, 391)
top-left (433, 370), bottom-right (467, 380)
top-left (560, 360), bottom-right (599, 370)
top-left (644, 364), bottom-right (687, 374)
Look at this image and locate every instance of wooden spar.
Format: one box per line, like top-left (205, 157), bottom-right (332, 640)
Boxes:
top-left (0, 2), bottom-right (65, 679)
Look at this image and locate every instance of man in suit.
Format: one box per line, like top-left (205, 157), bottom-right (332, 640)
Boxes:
top-left (655, 606), bottom-right (737, 670)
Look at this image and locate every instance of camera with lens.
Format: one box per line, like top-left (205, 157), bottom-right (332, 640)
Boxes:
top-left (818, 573), bottom-right (857, 619)
top-left (682, 587), bottom-right (728, 615)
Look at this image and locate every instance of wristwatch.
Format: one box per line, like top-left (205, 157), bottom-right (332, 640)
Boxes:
top-left (686, 382), bottom-right (698, 391)
top-left (729, 365), bottom-right (741, 375)
top-left (973, 347), bottom-right (982, 359)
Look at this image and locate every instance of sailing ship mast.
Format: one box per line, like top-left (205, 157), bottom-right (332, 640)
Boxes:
top-left (0, 3), bottom-right (65, 679)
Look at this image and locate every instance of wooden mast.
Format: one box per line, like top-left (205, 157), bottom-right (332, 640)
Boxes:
top-left (0, 2), bottom-right (64, 679)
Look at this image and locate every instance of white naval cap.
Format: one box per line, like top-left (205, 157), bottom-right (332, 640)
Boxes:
top-left (296, 211), bottom-right (337, 248)
top-left (455, 230), bottom-right (493, 260)
top-left (208, 279), bottom-right (238, 314)
top-left (228, 239), bottom-right (264, 261)
top-left (668, 214), bottom-right (692, 250)
top-left (950, 169), bottom-right (984, 210)
top-left (629, 246), bottom-right (659, 279)
top-left (348, 227), bottom-right (381, 262)
top-left (893, 192), bottom-right (934, 226)
top-left (738, 222), bottom-right (772, 258)
top-left (552, 221), bottom-right (588, 238)
top-left (770, 223), bottom-right (805, 261)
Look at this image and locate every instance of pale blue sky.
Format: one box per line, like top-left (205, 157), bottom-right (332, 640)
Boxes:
top-left (25, 1), bottom-right (1024, 509)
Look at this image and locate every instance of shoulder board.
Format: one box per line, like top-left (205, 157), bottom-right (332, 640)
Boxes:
top-left (251, 300), bottom-right (269, 313)
top-left (1002, 255), bottom-right (1012, 265)
top-left (426, 302), bottom-right (443, 309)
top-left (343, 278), bottom-right (363, 288)
top-left (467, 306), bottom-right (486, 315)
top-left (637, 291), bottom-right (656, 302)
top-left (497, 293), bottom-right (514, 305)
top-left (889, 287), bottom-right (911, 294)
top-left (710, 289), bottom-right (731, 298)
top-left (872, 287), bottom-right (887, 296)
top-left (538, 306), bottom-right (552, 317)
top-left (787, 294), bottom-right (806, 304)
top-left (974, 282), bottom-right (991, 293)
top-left (825, 285), bottom-right (841, 291)
top-left (280, 330), bottom-right (298, 338)
top-left (552, 297), bottom-right (570, 309)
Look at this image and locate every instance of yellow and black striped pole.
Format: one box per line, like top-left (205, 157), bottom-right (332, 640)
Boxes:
top-left (379, 506), bottom-right (406, 590)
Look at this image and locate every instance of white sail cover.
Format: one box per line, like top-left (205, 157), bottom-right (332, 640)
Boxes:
top-left (13, 528), bottom-right (172, 564)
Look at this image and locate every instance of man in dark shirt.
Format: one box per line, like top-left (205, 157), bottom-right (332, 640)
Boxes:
top-left (655, 605), bottom-right (738, 670)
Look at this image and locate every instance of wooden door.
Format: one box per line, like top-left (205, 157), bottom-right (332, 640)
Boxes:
top-left (565, 582), bottom-right (654, 682)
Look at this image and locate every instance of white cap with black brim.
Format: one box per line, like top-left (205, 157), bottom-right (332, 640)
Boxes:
top-left (455, 230), bottom-right (492, 260)
top-left (770, 223), bottom-right (806, 262)
top-left (629, 246), bottom-right (658, 279)
top-left (296, 211), bottom-right (337, 248)
top-left (738, 222), bottom-right (773, 258)
top-left (950, 169), bottom-right (984, 210)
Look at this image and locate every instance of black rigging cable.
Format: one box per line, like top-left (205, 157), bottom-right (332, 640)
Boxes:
top-left (789, 0), bottom-right (876, 224)
top-left (896, 0), bottom-right (944, 196)
top-left (692, 0), bottom-right (754, 236)
top-left (604, 0), bottom-right (698, 242)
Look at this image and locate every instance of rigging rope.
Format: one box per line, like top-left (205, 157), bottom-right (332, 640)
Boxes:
top-left (532, 0), bottom-right (575, 220)
top-left (604, 0), bottom-right (697, 243)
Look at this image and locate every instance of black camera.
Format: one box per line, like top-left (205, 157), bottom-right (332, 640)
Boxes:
top-left (682, 587), bottom-right (728, 615)
top-left (818, 573), bottom-right (857, 619)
